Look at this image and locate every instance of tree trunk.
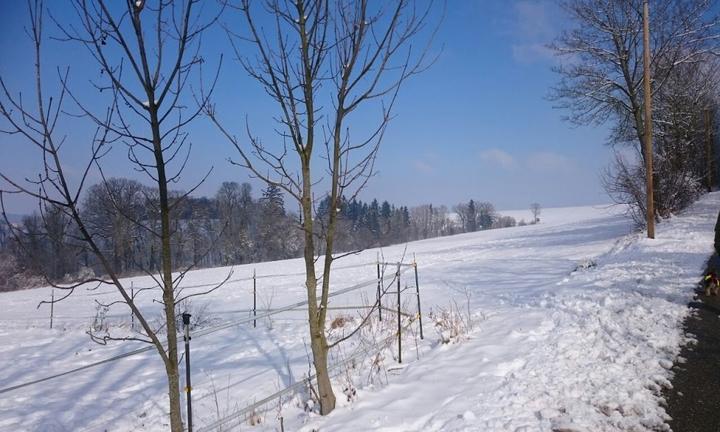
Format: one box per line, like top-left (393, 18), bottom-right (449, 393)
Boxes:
top-left (309, 314), bottom-right (335, 413)
top-left (300, 163), bottom-right (336, 415)
top-left (151, 104), bottom-right (183, 432)
top-left (162, 273), bottom-right (182, 432)
top-left (165, 356), bottom-right (183, 431)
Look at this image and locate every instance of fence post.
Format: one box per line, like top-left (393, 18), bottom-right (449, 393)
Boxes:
top-left (413, 256), bottom-right (423, 340)
top-left (130, 282), bottom-right (135, 332)
top-left (253, 269), bottom-right (257, 328)
top-left (396, 263), bottom-right (402, 364)
top-left (49, 289), bottom-right (54, 329)
top-left (376, 252), bottom-right (382, 322)
top-left (182, 312), bottom-right (193, 432)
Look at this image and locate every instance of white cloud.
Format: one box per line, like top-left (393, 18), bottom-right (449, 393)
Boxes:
top-left (510, 0), bottom-right (559, 65)
top-left (511, 42), bottom-right (555, 64)
top-left (412, 159), bottom-right (435, 175)
top-left (514, 1), bottom-right (554, 40)
top-left (525, 151), bottom-right (575, 173)
top-left (479, 148), bottom-right (517, 170)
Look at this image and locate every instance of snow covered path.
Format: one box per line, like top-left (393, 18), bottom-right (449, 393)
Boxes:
top-left (0, 194), bottom-right (716, 431)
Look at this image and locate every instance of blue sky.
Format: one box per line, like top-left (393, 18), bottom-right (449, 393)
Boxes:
top-left (0, 1), bottom-right (613, 215)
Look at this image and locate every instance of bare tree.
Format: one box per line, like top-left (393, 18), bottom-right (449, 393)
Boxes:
top-left (215, 181), bottom-right (254, 264)
top-left (602, 58), bottom-right (719, 226)
top-left (0, 1), bottom-right (222, 430)
top-left (552, 0), bottom-right (718, 153)
top-left (530, 202), bottom-right (541, 223)
top-left (207, 0), bottom-right (438, 414)
top-left (412, 204), bottom-right (434, 239)
top-left (452, 202), bottom-right (468, 233)
top-left (83, 178), bottom-right (147, 273)
top-left (453, 200), bottom-right (480, 232)
top-left (551, 0), bottom-right (719, 223)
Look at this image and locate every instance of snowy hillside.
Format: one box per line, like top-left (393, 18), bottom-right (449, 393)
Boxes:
top-left (0, 194), bottom-right (717, 432)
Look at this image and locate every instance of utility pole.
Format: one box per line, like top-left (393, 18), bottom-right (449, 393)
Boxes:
top-left (643, 0), bottom-right (655, 239)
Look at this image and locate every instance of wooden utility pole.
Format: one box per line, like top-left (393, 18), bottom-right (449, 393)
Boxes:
top-left (643, 0), bottom-right (655, 239)
top-left (705, 109), bottom-right (714, 191)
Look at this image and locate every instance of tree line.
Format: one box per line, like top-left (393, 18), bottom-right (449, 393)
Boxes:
top-left (0, 178), bottom-right (532, 292)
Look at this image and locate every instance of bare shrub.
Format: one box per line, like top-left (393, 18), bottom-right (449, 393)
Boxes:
top-left (493, 216), bottom-right (517, 229)
top-left (330, 314), bottom-right (354, 330)
top-left (258, 288), bottom-right (276, 330)
top-left (430, 290), bottom-right (476, 344)
top-left (2, 267), bottom-right (45, 292)
top-left (246, 408), bottom-right (263, 426)
top-left (88, 303), bottom-right (111, 343)
top-left (175, 299), bottom-right (213, 331)
top-left (62, 266), bottom-right (96, 285)
top-left (430, 306), bottom-right (467, 344)
top-left (603, 151), bottom-right (704, 227)
top-left (0, 253), bottom-right (19, 291)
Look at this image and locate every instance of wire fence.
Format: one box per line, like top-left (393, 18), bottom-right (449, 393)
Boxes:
top-left (195, 311), bottom-right (420, 432)
top-left (79, 260), bottom-right (387, 297)
top-left (0, 262), bottom-right (417, 396)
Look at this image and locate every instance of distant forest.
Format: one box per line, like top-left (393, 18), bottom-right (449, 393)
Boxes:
top-left (0, 178), bottom-right (529, 291)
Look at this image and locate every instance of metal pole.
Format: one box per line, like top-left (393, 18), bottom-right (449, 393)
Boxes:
top-left (253, 269), bottom-right (257, 328)
top-left (642, 0), bottom-right (655, 239)
top-left (413, 257), bottom-right (423, 340)
top-left (376, 252), bottom-right (382, 322)
top-left (396, 263), bottom-right (402, 364)
top-left (182, 312), bottom-right (193, 432)
top-left (50, 289), bottom-right (54, 329)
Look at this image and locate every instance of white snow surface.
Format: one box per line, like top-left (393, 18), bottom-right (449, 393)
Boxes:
top-left (1, 194), bottom-right (718, 432)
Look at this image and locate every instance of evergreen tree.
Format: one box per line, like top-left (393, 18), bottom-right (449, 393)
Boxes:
top-left (258, 184), bottom-right (290, 260)
top-left (467, 200), bottom-right (477, 232)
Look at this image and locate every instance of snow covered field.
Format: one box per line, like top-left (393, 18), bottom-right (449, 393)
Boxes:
top-left (0, 194), bottom-right (717, 432)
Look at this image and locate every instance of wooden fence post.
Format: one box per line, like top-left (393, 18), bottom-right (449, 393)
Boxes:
top-left (253, 269), bottom-right (257, 328)
top-left (130, 282), bottom-right (135, 331)
top-left (376, 252), bottom-right (382, 322)
top-left (413, 257), bottom-right (423, 340)
top-left (50, 289), bottom-right (54, 329)
top-left (396, 263), bottom-right (402, 364)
